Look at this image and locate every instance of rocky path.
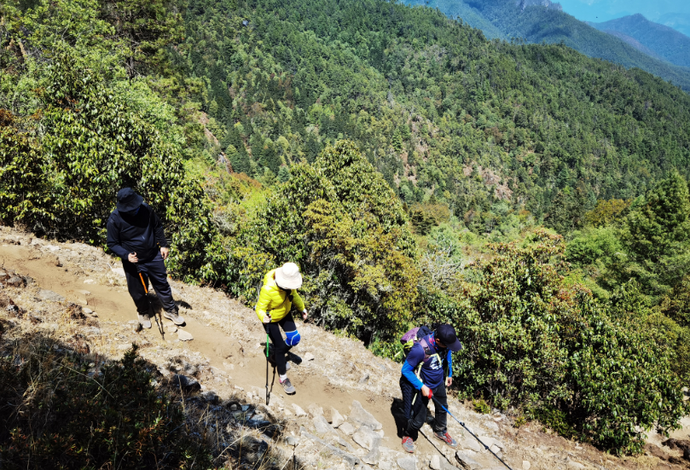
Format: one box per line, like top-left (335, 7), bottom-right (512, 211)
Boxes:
top-left (0, 225), bottom-right (687, 470)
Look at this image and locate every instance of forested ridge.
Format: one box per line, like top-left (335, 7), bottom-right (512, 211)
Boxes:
top-left (403, 0), bottom-right (690, 91)
top-left (186, 0), bottom-right (690, 234)
top-left (2, 0), bottom-right (690, 459)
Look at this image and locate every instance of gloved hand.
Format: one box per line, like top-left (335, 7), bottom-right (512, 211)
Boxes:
top-left (262, 313), bottom-right (272, 324)
top-left (421, 385), bottom-right (433, 398)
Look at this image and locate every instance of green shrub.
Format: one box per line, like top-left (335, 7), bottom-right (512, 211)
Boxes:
top-left (227, 141), bottom-right (420, 339)
top-left (425, 229), bottom-right (687, 454)
top-left (472, 399), bottom-right (490, 414)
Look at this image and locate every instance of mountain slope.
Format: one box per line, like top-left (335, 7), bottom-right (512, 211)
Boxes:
top-left (402, 0), bottom-right (690, 92)
top-left (1, 225), bottom-right (688, 469)
top-left (658, 12), bottom-right (690, 39)
top-left (590, 14), bottom-right (690, 68)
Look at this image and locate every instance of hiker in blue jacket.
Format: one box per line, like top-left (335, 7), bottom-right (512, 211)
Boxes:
top-left (399, 324), bottom-right (462, 453)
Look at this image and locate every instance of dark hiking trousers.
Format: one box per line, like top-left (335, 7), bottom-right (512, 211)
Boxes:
top-left (399, 375), bottom-right (448, 441)
top-left (264, 312), bottom-right (297, 376)
top-left (122, 252), bottom-right (176, 316)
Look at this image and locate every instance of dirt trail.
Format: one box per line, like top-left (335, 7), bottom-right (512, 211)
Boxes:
top-left (0, 242), bottom-right (410, 452)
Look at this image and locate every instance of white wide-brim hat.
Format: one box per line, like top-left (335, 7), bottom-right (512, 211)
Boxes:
top-left (275, 262), bottom-right (302, 290)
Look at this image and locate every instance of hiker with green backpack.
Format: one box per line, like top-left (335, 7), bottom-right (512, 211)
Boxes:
top-left (399, 324), bottom-right (462, 453)
top-left (255, 263), bottom-right (308, 395)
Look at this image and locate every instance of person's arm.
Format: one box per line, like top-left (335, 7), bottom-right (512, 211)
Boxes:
top-left (106, 215), bottom-right (130, 260)
top-left (255, 286), bottom-right (272, 323)
top-left (291, 291), bottom-right (307, 320)
top-left (445, 349), bottom-right (453, 387)
top-left (402, 360), bottom-right (424, 390)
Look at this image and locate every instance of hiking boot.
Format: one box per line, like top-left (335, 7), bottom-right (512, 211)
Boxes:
top-left (280, 377), bottom-right (296, 394)
top-left (401, 436), bottom-right (415, 453)
top-left (164, 310), bottom-right (185, 325)
top-left (433, 431), bottom-right (457, 448)
top-left (138, 314), bottom-right (152, 329)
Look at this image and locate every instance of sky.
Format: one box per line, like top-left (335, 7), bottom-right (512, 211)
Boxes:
top-left (557, 0), bottom-right (690, 23)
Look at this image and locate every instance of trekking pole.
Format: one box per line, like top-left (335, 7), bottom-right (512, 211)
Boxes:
top-left (430, 395), bottom-right (514, 470)
top-left (138, 273), bottom-right (148, 293)
top-left (265, 331), bottom-right (270, 406)
top-left (139, 272), bottom-right (160, 329)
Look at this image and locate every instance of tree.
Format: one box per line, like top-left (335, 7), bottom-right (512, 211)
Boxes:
top-left (99, 0), bottom-right (185, 77)
top-left (226, 141), bottom-right (419, 339)
top-left (622, 171), bottom-right (690, 299)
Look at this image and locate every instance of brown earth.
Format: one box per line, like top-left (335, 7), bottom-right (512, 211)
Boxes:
top-left (1, 225), bottom-right (689, 470)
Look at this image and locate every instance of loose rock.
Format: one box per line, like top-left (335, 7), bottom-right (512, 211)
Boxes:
top-left (331, 407), bottom-right (345, 427)
top-left (350, 400), bottom-right (382, 430)
top-left (7, 276), bottom-right (25, 288)
top-left (339, 422), bottom-right (356, 436)
top-left (178, 330), bottom-right (194, 341)
top-left (293, 404), bottom-right (307, 417)
top-left (397, 456), bottom-right (417, 470)
top-left (353, 426), bottom-right (381, 451)
top-left (455, 452), bottom-right (481, 470)
top-left (313, 415), bottom-right (334, 435)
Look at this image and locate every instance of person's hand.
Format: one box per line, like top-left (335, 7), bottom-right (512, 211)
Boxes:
top-left (421, 385), bottom-right (433, 398)
top-left (128, 252), bottom-right (138, 263)
top-left (262, 313), bottom-right (272, 324)
top-left (301, 310), bottom-right (308, 321)
top-left (160, 247), bottom-right (169, 260)
top-left (445, 377), bottom-right (453, 387)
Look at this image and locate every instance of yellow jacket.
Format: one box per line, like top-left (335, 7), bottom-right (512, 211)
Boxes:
top-left (255, 269), bottom-right (306, 323)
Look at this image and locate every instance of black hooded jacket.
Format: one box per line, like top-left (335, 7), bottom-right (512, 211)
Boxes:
top-left (106, 203), bottom-right (168, 262)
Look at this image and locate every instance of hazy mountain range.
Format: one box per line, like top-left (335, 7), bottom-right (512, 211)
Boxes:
top-left (401, 0), bottom-right (690, 91)
top-left (589, 14), bottom-right (690, 69)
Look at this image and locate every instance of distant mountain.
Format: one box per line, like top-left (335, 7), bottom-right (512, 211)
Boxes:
top-left (589, 14), bottom-right (690, 69)
top-left (658, 12), bottom-right (690, 39)
top-left (406, 0), bottom-right (505, 39)
top-left (597, 30), bottom-right (662, 61)
top-left (401, 0), bottom-right (690, 92)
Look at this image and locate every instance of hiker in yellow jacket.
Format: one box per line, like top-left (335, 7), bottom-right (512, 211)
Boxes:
top-left (256, 262), bottom-right (308, 394)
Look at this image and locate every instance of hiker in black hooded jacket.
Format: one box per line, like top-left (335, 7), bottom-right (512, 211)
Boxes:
top-left (106, 187), bottom-right (185, 329)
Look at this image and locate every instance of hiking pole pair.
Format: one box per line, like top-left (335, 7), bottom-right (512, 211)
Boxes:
top-left (429, 395), bottom-right (514, 470)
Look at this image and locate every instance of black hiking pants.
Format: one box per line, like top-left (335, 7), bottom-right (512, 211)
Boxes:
top-left (264, 312), bottom-right (297, 376)
top-left (122, 252), bottom-right (176, 316)
top-left (399, 375), bottom-right (448, 441)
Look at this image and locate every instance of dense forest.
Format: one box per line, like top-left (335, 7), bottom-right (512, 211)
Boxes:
top-left (404, 0), bottom-right (690, 91)
top-left (2, 0), bottom-right (690, 458)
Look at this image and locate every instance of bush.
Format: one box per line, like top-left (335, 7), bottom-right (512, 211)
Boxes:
top-left (226, 141), bottom-right (420, 339)
top-left (427, 229), bottom-right (687, 454)
top-left (0, 337), bottom-right (212, 469)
